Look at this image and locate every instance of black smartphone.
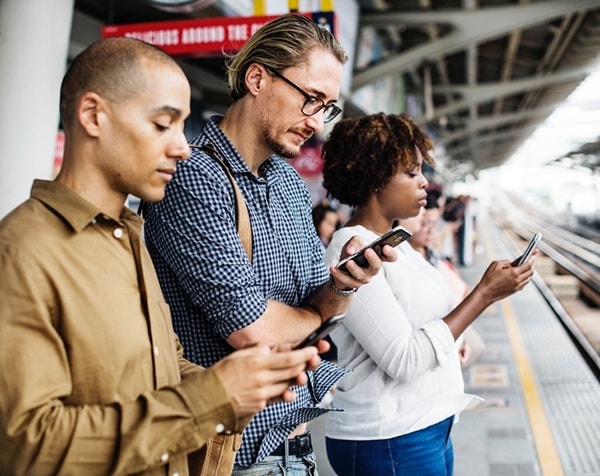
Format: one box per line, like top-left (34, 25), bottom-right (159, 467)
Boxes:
top-left (513, 232), bottom-right (542, 266)
top-left (336, 225), bottom-right (412, 274)
top-left (294, 314), bottom-right (345, 349)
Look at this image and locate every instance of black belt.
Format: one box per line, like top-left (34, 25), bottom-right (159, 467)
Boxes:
top-left (271, 432), bottom-right (313, 457)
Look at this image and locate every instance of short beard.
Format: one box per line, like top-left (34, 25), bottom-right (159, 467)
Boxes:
top-left (258, 112), bottom-right (303, 159)
top-left (267, 137), bottom-right (300, 159)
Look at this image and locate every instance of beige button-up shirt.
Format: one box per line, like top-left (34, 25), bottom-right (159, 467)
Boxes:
top-left (0, 180), bottom-right (240, 475)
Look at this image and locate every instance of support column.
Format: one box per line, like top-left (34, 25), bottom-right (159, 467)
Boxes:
top-left (0, 0), bottom-right (74, 218)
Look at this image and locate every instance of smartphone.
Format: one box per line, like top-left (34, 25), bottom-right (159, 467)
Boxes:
top-left (336, 225), bottom-right (412, 274)
top-left (513, 232), bottom-right (542, 266)
top-left (294, 314), bottom-right (345, 349)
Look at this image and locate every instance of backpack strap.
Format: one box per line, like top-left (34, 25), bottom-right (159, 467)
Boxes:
top-left (191, 143), bottom-right (253, 262)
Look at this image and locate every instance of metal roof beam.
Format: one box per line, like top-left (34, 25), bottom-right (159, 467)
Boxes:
top-left (419, 64), bottom-right (594, 121)
top-left (437, 106), bottom-right (557, 145)
top-left (447, 125), bottom-right (539, 148)
top-left (353, 0), bottom-right (600, 91)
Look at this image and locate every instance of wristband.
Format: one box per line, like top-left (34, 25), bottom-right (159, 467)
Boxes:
top-left (329, 273), bottom-right (358, 296)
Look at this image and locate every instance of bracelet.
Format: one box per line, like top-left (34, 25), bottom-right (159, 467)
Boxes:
top-left (329, 274), bottom-right (358, 296)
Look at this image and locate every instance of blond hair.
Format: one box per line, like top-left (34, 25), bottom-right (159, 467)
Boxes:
top-left (226, 13), bottom-right (348, 101)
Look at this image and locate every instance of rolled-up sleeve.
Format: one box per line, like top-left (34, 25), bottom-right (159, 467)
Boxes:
top-left (421, 320), bottom-right (456, 366)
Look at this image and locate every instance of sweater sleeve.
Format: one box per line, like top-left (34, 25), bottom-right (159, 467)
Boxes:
top-left (325, 227), bottom-right (457, 381)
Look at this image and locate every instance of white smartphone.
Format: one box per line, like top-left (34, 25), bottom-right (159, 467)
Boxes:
top-left (513, 232), bottom-right (542, 266)
top-left (336, 226), bottom-right (412, 274)
top-left (294, 314), bottom-right (345, 349)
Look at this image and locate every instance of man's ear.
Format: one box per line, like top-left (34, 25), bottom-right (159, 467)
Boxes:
top-left (78, 92), bottom-right (104, 138)
top-left (245, 63), bottom-right (266, 97)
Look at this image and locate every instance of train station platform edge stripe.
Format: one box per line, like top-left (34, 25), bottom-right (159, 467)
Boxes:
top-left (480, 221), bottom-right (564, 475)
top-left (501, 299), bottom-right (564, 476)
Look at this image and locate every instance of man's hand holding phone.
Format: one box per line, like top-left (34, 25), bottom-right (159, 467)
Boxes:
top-left (211, 343), bottom-right (322, 415)
top-left (336, 226), bottom-right (411, 274)
top-left (294, 314), bottom-right (345, 349)
top-left (330, 226), bottom-right (408, 289)
top-left (329, 239), bottom-right (393, 294)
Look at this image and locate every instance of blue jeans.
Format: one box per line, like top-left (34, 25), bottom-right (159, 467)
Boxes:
top-left (232, 452), bottom-right (318, 476)
top-left (326, 416), bottom-right (454, 476)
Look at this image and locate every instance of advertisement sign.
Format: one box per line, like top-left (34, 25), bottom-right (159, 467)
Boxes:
top-left (102, 11), bottom-right (336, 57)
top-left (291, 142), bottom-right (324, 178)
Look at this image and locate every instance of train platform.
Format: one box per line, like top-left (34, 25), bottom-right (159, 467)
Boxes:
top-left (307, 209), bottom-right (600, 476)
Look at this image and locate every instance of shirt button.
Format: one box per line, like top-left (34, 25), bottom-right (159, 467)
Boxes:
top-left (215, 423), bottom-right (225, 433)
top-left (160, 452), bottom-right (169, 462)
top-left (113, 228), bottom-right (124, 239)
top-left (153, 346), bottom-right (159, 356)
top-left (173, 473), bottom-right (180, 476)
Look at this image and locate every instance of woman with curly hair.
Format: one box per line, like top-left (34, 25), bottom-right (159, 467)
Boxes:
top-left (320, 113), bottom-right (536, 476)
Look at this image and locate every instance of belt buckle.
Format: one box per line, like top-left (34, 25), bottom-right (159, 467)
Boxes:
top-left (292, 432), bottom-right (312, 457)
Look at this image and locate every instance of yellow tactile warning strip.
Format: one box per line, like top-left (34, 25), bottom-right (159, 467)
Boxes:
top-left (481, 223), bottom-right (564, 475)
top-left (501, 300), bottom-right (564, 476)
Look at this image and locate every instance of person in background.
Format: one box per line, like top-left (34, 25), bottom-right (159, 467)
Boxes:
top-left (0, 37), bottom-right (324, 476)
top-left (142, 14), bottom-right (396, 475)
top-left (401, 196), bottom-right (485, 370)
top-left (312, 200), bottom-right (341, 249)
top-left (311, 201), bottom-right (343, 363)
top-left (320, 112), bottom-right (536, 476)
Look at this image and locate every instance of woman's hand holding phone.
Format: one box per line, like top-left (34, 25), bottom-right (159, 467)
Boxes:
top-left (512, 232), bottom-right (542, 266)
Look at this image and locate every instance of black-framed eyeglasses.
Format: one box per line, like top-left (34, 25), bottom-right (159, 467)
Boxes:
top-left (264, 66), bottom-right (342, 123)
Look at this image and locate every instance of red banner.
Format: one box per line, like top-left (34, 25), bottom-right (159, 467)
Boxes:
top-left (102, 12), bottom-right (336, 57)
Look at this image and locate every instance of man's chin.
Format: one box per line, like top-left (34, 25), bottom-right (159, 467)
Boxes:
top-left (138, 189), bottom-right (166, 204)
top-left (268, 140), bottom-right (302, 159)
top-left (282, 151), bottom-right (301, 160)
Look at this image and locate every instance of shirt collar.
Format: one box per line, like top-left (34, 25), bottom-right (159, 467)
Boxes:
top-left (203, 116), bottom-right (282, 183)
top-left (30, 179), bottom-right (141, 232)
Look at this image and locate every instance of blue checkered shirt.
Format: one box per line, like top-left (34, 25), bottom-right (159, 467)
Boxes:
top-left (143, 117), bottom-right (348, 467)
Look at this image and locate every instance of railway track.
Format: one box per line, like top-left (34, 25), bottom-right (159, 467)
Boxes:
top-left (490, 192), bottom-right (600, 381)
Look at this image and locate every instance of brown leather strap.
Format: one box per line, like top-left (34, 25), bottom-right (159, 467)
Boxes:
top-left (188, 433), bottom-right (244, 476)
top-left (182, 144), bottom-right (251, 474)
top-left (191, 143), bottom-right (253, 262)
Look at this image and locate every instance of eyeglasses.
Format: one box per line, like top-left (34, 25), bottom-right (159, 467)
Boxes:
top-left (264, 66), bottom-right (342, 123)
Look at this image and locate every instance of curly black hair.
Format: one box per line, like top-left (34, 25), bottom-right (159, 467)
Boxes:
top-left (322, 113), bottom-right (435, 207)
